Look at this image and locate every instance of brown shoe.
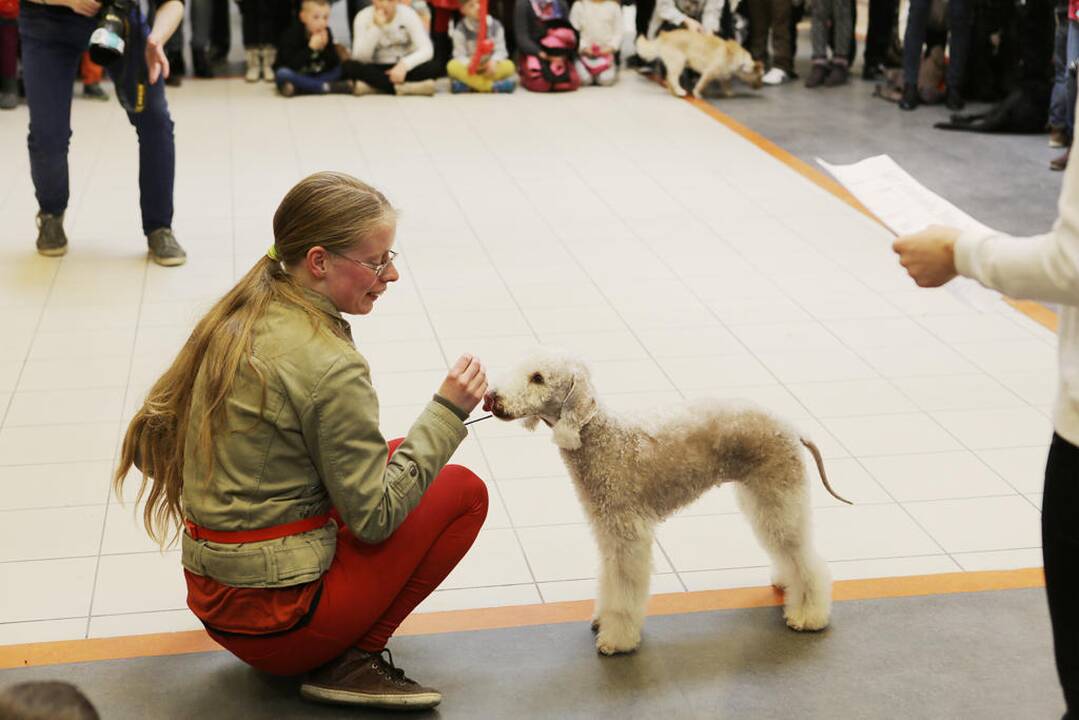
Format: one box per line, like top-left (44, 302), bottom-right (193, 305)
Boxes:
top-left (300, 648), bottom-right (442, 710)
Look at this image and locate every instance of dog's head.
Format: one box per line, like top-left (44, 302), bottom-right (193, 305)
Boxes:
top-left (736, 51), bottom-right (764, 89)
top-left (484, 349), bottom-right (597, 450)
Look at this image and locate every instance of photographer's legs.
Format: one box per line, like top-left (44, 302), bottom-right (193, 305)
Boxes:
top-left (18, 9), bottom-right (85, 222)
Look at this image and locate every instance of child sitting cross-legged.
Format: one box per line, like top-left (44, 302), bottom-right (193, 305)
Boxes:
top-left (447, 0), bottom-right (517, 93)
top-left (569, 0), bottom-right (622, 86)
top-left (274, 0), bottom-right (352, 97)
top-left (342, 0), bottom-right (440, 96)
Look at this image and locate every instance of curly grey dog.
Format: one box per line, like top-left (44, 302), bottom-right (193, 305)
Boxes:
top-left (484, 349), bottom-right (850, 656)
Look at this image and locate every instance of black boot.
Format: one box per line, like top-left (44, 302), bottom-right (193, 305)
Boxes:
top-left (945, 86), bottom-right (964, 111)
top-left (805, 62), bottom-right (829, 88)
top-left (898, 82), bottom-right (919, 110)
top-left (192, 48), bottom-right (214, 78)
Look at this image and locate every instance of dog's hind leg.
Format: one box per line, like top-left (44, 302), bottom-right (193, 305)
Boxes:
top-left (735, 472), bottom-right (832, 631)
top-left (593, 525), bottom-right (653, 655)
top-left (659, 49), bottom-right (688, 97)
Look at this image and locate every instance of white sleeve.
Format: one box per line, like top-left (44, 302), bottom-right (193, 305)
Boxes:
top-left (702, 0), bottom-right (721, 34)
top-left (656, 0), bottom-right (687, 26)
top-left (603, 3), bottom-right (625, 49)
top-left (352, 8), bottom-right (381, 61)
top-left (569, 1), bottom-right (584, 30)
top-left (400, 7), bottom-right (434, 70)
top-left (954, 147), bottom-right (1079, 306)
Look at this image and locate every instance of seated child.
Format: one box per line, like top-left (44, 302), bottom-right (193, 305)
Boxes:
top-left (342, 0), bottom-right (439, 96)
top-left (447, 0), bottom-right (517, 93)
top-left (569, 0), bottom-right (622, 86)
top-left (647, 0), bottom-right (722, 38)
top-left (274, 0), bottom-right (351, 96)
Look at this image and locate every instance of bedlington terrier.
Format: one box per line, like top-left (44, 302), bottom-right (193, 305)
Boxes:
top-left (483, 348), bottom-right (850, 656)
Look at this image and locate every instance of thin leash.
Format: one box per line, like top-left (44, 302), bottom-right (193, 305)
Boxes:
top-left (464, 414), bottom-right (493, 427)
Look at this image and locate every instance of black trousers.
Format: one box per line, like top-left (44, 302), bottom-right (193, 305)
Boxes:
top-left (341, 58), bottom-right (440, 92)
top-left (1045, 433), bottom-right (1079, 718)
top-left (635, 0), bottom-right (655, 37)
top-left (864, 0), bottom-right (898, 66)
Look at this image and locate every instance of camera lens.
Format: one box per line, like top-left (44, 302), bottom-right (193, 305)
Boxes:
top-left (89, 10), bottom-right (125, 67)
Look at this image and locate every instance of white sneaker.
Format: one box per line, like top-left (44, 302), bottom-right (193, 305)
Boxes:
top-left (761, 67), bottom-right (789, 86)
top-left (244, 48), bottom-right (261, 83)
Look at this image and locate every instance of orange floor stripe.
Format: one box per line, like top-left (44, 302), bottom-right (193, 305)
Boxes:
top-left (687, 98), bottom-right (1059, 333)
top-left (0, 568), bottom-right (1043, 670)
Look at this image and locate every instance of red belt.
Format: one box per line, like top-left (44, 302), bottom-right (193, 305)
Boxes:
top-left (184, 512), bottom-right (334, 544)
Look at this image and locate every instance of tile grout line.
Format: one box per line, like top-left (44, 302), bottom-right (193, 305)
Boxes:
top-left (394, 97), bottom-right (546, 602)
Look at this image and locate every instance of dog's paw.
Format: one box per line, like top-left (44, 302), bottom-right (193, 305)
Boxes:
top-left (595, 619), bottom-right (641, 655)
top-left (590, 617), bottom-right (601, 634)
top-left (784, 602), bottom-right (830, 632)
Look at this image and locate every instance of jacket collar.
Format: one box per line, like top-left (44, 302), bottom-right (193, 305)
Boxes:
top-left (298, 286), bottom-right (353, 338)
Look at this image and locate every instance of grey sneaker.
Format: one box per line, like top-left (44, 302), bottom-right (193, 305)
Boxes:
top-left (35, 212), bottom-right (68, 257)
top-left (147, 228), bottom-right (187, 266)
top-left (300, 648), bottom-right (442, 710)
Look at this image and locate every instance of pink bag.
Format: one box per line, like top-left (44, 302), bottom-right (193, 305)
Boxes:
top-left (520, 20), bottom-right (580, 92)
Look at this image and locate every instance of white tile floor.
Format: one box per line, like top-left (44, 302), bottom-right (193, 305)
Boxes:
top-left (0, 74), bottom-right (1056, 646)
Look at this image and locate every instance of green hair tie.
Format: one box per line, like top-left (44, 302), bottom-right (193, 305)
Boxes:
top-left (267, 245), bottom-right (280, 261)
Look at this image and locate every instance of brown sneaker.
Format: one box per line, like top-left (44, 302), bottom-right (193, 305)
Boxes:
top-left (1051, 148), bottom-right (1070, 172)
top-left (300, 648), bottom-right (442, 710)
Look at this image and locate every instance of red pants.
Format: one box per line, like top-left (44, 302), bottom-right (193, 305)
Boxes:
top-left (207, 439), bottom-right (488, 676)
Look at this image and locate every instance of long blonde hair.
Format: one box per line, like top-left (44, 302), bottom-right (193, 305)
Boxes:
top-left (114, 171), bottom-right (396, 547)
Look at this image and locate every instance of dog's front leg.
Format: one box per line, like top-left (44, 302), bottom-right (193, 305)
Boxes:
top-left (594, 530), bottom-right (653, 656)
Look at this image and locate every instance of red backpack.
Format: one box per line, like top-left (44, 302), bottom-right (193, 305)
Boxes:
top-left (521, 19), bottom-right (580, 93)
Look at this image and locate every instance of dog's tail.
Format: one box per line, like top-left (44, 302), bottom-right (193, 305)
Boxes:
top-left (800, 438), bottom-right (853, 505)
top-left (636, 35), bottom-right (660, 62)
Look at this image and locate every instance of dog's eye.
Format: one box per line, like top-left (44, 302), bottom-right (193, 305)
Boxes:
top-left (530, 372), bottom-right (544, 385)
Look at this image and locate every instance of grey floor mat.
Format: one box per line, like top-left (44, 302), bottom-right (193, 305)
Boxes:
top-left (0, 588), bottom-right (1065, 719)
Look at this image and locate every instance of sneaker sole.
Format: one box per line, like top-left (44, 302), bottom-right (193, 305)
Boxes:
top-left (300, 684), bottom-right (442, 709)
top-left (37, 245), bottom-right (68, 257)
top-left (149, 253), bottom-right (187, 267)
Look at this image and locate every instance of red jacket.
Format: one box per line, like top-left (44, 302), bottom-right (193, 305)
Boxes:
top-left (1071, 0), bottom-right (1078, 22)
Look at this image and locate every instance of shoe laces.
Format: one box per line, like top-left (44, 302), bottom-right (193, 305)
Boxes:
top-left (374, 649), bottom-right (416, 687)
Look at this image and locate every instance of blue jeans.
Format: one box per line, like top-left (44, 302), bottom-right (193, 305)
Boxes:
top-left (902, 0), bottom-right (971, 89)
top-left (1067, 19), bottom-right (1079, 135)
top-left (1052, 7), bottom-right (1070, 129)
top-left (275, 66), bottom-right (342, 94)
top-left (18, 4), bottom-right (175, 234)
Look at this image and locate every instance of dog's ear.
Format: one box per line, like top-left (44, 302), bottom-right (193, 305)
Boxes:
top-left (551, 363), bottom-right (596, 451)
top-left (521, 416), bottom-right (540, 432)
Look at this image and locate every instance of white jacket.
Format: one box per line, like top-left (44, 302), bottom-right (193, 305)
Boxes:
top-left (569, 0), bottom-right (624, 53)
top-left (954, 144), bottom-right (1078, 445)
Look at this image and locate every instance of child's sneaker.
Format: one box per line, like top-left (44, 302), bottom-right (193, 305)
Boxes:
top-left (492, 78), bottom-right (516, 93)
top-left (395, 79), bottom-right (436, 96)
top-left (278, 81), bottom-right (296, 97)
top-left (761, 67), bottom-right (787, 86)
top-left (450, 79), bottom-right (471, 93)
top-left (327, 80), bottom-right (354, 94)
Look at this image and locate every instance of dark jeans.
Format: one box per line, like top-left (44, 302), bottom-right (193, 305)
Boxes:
top-left (1044, 433), bottom-right (1079, 718)
top-left (864, 0), bottom-right (898, 67)
top-left (275, 65), bottom-right (342, 93)
top-left (634, 0), bottom-right (655, 37)
top-left (903, 0), bottom-right (971, 88)
top-left (18, 4), bottom-right (175, 235)
top-left (341, 58), bottom-right (438, 92)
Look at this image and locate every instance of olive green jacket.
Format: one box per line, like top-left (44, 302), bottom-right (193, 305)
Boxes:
top-left (180, 288), bottom-right (467, 588)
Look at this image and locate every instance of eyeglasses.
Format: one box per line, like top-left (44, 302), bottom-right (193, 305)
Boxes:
top-left (328, 249), bottom-right (399, 277)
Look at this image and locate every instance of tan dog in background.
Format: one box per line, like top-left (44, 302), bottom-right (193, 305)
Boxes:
top-left (636, 30), bottom-right (763, 99)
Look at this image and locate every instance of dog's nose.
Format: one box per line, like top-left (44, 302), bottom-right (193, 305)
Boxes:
top-left (483, 392), bottom-right (495, 412)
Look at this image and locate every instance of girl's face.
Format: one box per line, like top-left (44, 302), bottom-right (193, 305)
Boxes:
top-left (321, 224), bottom-right (400, 316)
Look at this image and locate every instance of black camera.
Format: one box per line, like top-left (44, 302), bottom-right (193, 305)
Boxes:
top-left (87, 0), bottom-right (147, 113)
top-left (88, 0), bottom-right (134, 68)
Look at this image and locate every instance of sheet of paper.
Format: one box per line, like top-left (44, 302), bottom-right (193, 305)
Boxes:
top-left (817, 154), bottom-right (1003, 311)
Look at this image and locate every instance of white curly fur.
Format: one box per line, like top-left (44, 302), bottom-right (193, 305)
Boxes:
top-left (486, 348), bottom-right (835, 655)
